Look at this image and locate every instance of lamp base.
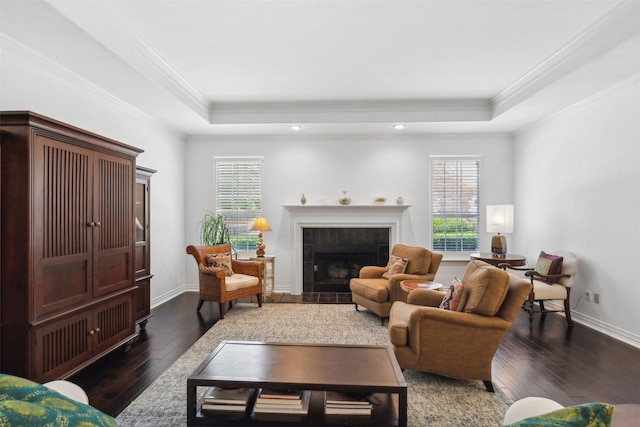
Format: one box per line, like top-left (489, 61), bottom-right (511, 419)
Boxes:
top-left (491, 233), bottom-right (507, 256)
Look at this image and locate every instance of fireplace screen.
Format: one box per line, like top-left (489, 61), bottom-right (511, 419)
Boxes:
top-left (302, 228), bottom-right (390, 292)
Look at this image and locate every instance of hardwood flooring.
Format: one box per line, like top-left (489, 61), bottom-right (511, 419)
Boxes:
top-left (69, 292), bottom-right (640, 418)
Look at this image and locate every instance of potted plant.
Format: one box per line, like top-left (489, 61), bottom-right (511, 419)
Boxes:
top-left (199, 212), bottom-right (231, 246)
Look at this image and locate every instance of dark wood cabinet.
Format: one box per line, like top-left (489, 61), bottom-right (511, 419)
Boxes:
top-left (1, 111), bottom-right (143, 382)
top-left (134, 166), bottom-right (156, 328)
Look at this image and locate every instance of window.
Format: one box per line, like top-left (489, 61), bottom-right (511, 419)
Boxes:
top-left (214, 157), bottom-right (264, 252)
top-left (431, 156), bottom-right (480, 253)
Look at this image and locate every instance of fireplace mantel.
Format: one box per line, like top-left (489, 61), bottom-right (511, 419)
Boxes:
top-left (284, 204), bottom-right (410, 294)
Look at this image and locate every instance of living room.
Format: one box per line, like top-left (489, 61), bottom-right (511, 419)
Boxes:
top-left (1, 0), bottom-right (639, 424)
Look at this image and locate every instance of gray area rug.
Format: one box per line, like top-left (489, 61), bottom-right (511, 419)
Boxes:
top-left (116, 303), bottom-right (511, 426)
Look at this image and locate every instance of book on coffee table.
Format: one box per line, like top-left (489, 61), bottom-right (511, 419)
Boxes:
top-left (201, 387), bottom-right (256, 412)
top-left (254, 390), bottom-right (311, 414)
top-left (325, 391), bottom-right (373, 415)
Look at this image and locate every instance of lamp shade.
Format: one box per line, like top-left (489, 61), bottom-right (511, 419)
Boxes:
top-left (486, 205), bottom-right (514, 233)
top-left (251, 216), bottom-right (272, 232)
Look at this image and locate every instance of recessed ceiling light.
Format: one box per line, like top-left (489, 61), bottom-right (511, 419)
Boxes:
top-left (392, 124), bottom-right (406, 130)
top-left (289, 124), bottom-right (302, 131)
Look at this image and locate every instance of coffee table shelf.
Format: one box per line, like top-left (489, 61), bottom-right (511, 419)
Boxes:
top-left (187, 341), bottom-right (407, 426)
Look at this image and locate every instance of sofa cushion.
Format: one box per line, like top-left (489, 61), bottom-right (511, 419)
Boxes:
top-left (439, 278), bottom-right (466, 311)
top-left (461, 260), bottom-right (510, 316)
top-left (534, 251), bottom-right (563, 283)
top-left (349, 278), bottom-right (389, 303)
top-left (504, 402), bottom-right (614, 427)
top-left (0, 374), bottom-right (117, 427)
top-left (382, 255), bottom-right (408, 279)
top-left (207, 252), bottom-right (234, 276)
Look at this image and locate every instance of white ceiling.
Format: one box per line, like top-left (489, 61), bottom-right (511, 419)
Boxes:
top-left (1, 0), bottom-right (639, 136)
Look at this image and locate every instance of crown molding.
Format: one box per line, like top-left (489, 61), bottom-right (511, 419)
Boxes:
top-left (492, 1), bottom-right (640, 118)
top-left (45, 0), bottom-right (210, 121)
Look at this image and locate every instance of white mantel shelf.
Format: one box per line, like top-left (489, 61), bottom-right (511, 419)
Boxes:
top-left (283, 204), bottom-right (410, 211)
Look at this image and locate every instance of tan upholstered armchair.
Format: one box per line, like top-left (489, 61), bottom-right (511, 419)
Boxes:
top-left (350, 244), bottom-right (443, 324)
top-left (499, 250), bottom-right (578, 328)
top-left (388, 260), bottom-right (531, 391)
top-left (186, 244), bottom-right (263, 319)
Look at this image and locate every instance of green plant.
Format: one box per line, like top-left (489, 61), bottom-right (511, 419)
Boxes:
top-left (199, 212), bottom-right (231, 246)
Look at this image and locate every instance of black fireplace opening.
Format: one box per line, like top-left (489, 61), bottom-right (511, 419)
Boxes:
top-left (303, 228), bottom-right (390, 292)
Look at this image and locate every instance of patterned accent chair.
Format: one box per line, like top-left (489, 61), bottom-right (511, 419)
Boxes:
top-left (499, 251), bottom-right (577, 328)
top-left (388, 260), bottom-right (532, 391)
top-left (186, 244), bottom-right (263, 319)
top-left (350, 244), bottom-right (443, 324)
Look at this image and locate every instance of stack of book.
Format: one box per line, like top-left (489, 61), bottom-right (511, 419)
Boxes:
top-left (201, 387), bottom-right (256, 413)
top-left (324, 391), bottom-right (374, 415)
top-left (253, 388), bottom-right (311, 414)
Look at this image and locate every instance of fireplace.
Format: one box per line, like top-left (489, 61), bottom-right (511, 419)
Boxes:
top-left (284, 204), bottom-right (408, 294)
top-left (303, 228), bottom-right (389, 292)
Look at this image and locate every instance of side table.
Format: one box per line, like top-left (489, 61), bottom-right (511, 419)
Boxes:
top-left (250, 255), bottom-right (275, 302)
top-left (470, 252), bottom-right (526, 267)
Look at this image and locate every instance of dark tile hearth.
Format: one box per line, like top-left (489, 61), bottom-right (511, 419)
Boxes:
top-left (270, 292), bottom-right (353, 304)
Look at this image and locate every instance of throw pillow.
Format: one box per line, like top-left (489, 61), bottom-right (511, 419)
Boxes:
top-left (439, 278), bottom-right (465, 311)
top-left (535, 251), bottom-right (563, 283)
top-left (207, 252), bottom-right (234, 276)
top-left (505, 402), bottom-right (614, 427)
top-left (382, 255), bottom-right (408, 279)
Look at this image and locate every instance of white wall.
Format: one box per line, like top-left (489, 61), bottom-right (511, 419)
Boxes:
top-left (184, 133), bottom-right (513, 291)
top-left (513, 76), bottom-right (640, 345)
top-left (0, 42), bottom-right (187, 306)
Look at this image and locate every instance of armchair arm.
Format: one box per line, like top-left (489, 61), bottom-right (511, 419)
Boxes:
top-left (232, 259), bottom-right (264, 277)
top-left (497, 263), bottom-right (532, 272)
top-left (525, 270), bottom-right (571, 281)
top-left (359, 266), bottom-right (386, 278)
top-left (406, 289), bottom-right (445, 307)
top-left (199, 265), bottom-right (226, 279)
top-left (410, 307), bottom-right (511, 331)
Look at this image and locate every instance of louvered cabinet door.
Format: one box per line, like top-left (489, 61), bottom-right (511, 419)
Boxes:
top-left (33, 134), bottom-right (93, 319)
top-left (92, 291), bottom-right (135, 354)
top-left (92, 153), bottom-right (134, 297)
top-left (33, 310), bottom-right (93, 382)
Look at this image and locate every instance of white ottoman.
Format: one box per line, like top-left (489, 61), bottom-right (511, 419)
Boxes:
top-left (503, 396), bottom-right (564, 425)
top-left (43, 380), bottom-right (89, 405)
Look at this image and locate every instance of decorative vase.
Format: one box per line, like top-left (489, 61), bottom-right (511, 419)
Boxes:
top-left (396, 196), bottom-right (404, 205)
top-left (300, 194), bottom-right (306, 205)
top-left (339, 191), bottom-right (351, 205)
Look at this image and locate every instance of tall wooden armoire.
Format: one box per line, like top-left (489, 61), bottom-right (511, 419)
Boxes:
top-left (0, 111), bottom-right (143, 382)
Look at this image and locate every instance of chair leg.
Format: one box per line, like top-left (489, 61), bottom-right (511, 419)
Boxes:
top-left (354, 304), bottom-right (360, 312)
top-left (483, 380), bottom-right (495, 393)
top-left (196, 299), bottom-right (204, 312)
top-left (539, 300), bottom-right (546, 313)
top-left (219, 302), bottom-right (226, 319)
top-left (257, 293), bottom-right (263, 307)
top-left (528, 291), bottom-right (535, 328)
top-left (564, 290), bottom-right (574, 327)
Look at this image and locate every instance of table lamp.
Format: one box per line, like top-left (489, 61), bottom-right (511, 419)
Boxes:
top-left (486, 205), bottom-right (514, 256)
top-left (251, 216), bottom-right (272, 257)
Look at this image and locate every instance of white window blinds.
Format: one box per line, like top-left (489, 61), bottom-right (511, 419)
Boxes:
top-left (214, 157), bottom-right (264, 252)
top-left (431, 157), bottom-right (480, 253)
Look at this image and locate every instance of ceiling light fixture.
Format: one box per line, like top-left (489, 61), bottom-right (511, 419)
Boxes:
top-left (392, 124), bottom-right (406, 130)
top-left (289, 124), bottom-right (302, 131)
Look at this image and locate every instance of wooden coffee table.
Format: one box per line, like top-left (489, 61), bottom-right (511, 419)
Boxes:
top-left (187, 340), bottom-right (407, 426)
top-left (400, 279), bottom-right (443, 293)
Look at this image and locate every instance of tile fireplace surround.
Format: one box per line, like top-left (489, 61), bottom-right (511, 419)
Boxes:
top-left (283, 204), bottom-right (410, 294)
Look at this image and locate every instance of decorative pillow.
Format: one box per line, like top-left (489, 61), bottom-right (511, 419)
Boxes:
top-left (382, 255), bottom-right (408, 279)
top-left (0, 374), bottom-right (117, 427)
top-left (535, 251), bottom-right (563, 283)
top-left (461, 260), bottom-right (510, 316)
top-left (207, 252), bottom-right (234, 276)
top-left (505, 402), bottom-right (614, 427)
top-left (439, 278), bottom-right (466, 311)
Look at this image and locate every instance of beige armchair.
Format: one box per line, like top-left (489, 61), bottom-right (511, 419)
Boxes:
top-left (186, 244), bottom-right (263, 319)
top-left (388, 260), bottom-right (532, 391)
top-left (499, 250), bottom-right (578, 328)
top-left (350, 244), bottom-right (442, 324)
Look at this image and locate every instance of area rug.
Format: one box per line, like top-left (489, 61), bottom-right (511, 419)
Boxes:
top-left (116, 303), bottom-right (511, 426)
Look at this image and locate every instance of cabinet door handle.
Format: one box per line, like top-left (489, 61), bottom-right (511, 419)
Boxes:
top-left (94, 222), bottom-right (101, 227)
top-left (88, 329), bottom-right (95, 335)
top-left (94, 327), bottom-right (100, 333)
top-left (87, 222), bottom-right (95, 227)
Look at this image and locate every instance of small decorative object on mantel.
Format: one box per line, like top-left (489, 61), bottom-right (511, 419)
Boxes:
top-left (396, 196), bottom-right (404, 205)
top-left (300, 194), bottom-right (306, 205)
top-left (374, 197), bottom-right (386, 205)
top-left (339, 191), bottom-right (351, 205)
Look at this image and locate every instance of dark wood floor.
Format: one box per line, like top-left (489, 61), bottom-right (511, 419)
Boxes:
top-left (69, 292), bottom-right (640, 418)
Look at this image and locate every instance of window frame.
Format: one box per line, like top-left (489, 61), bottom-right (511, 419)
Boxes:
top-left (214, 156), bottom-right (264, 252)
top-left (429, 155), bottom-right (481, 256)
